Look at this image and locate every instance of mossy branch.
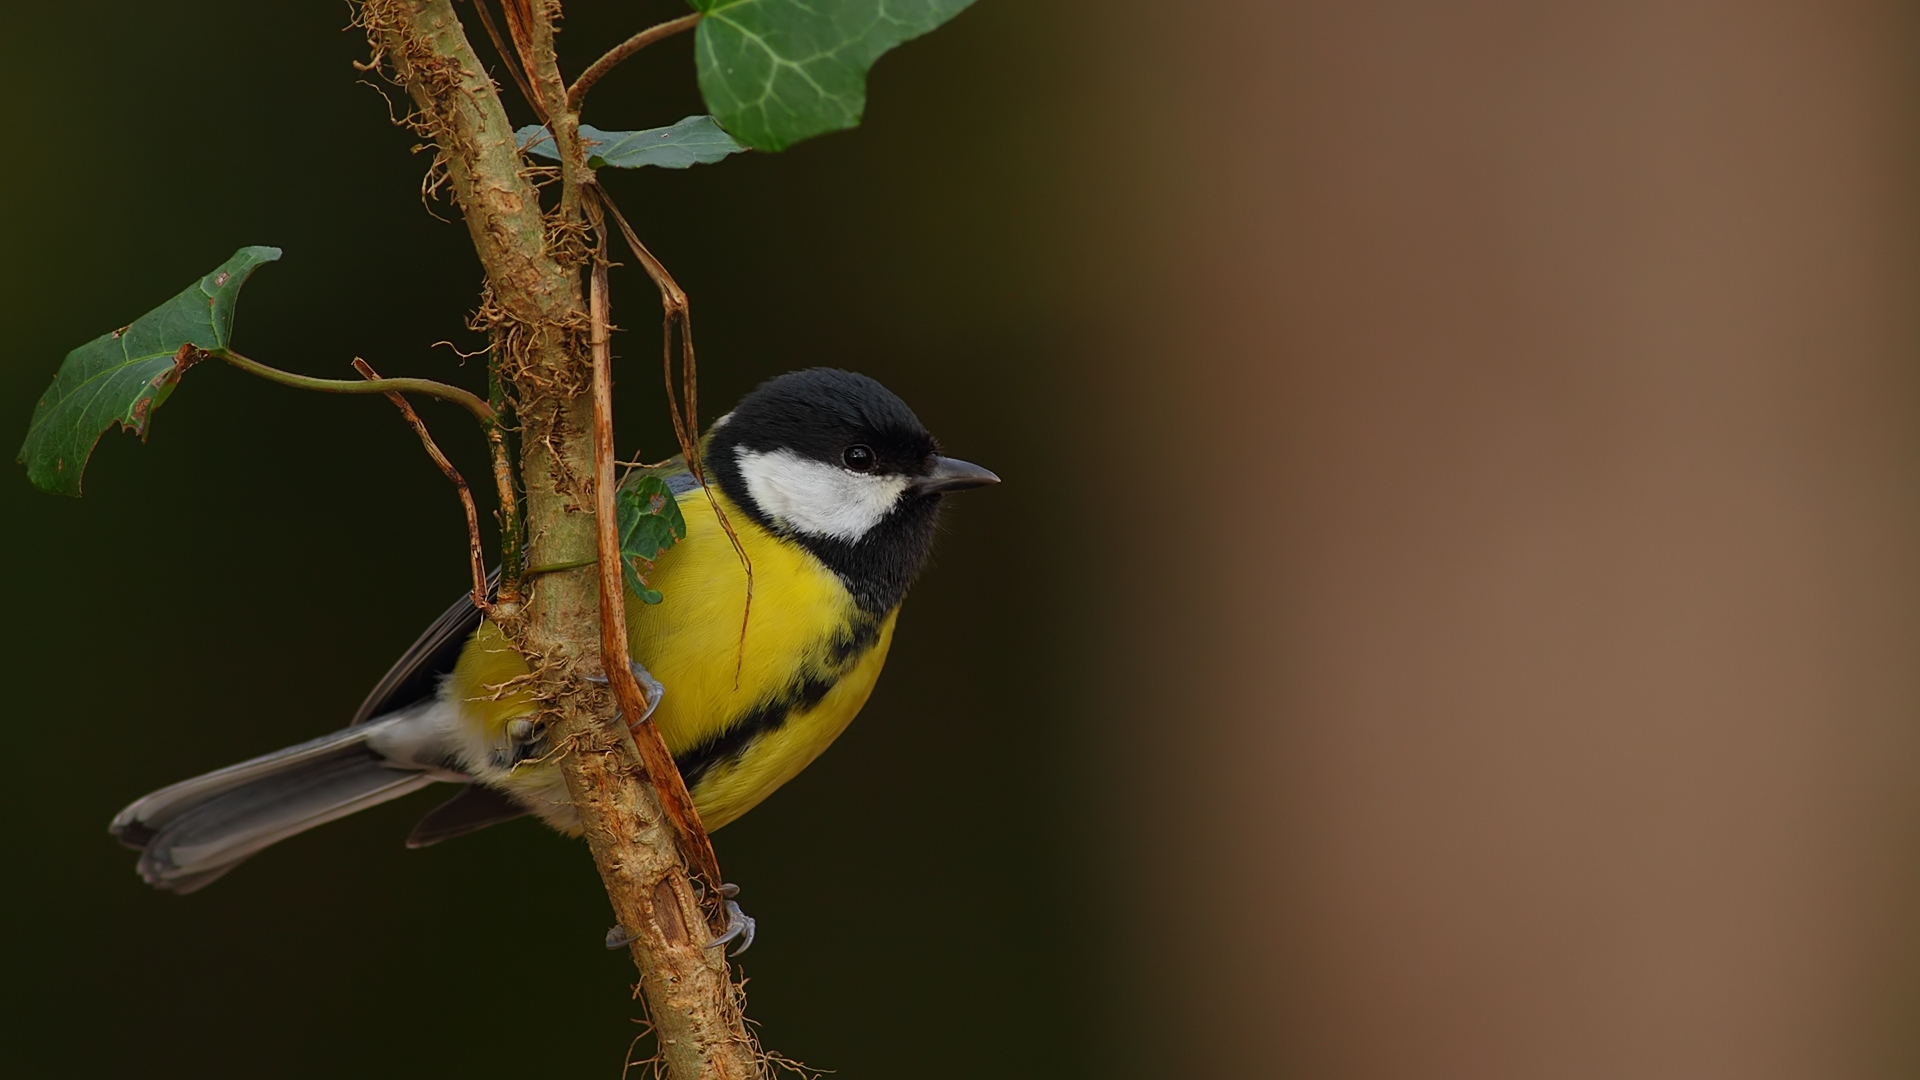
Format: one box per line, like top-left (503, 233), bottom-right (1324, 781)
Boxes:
top-left (359, 1), bottom-right (760, 1076)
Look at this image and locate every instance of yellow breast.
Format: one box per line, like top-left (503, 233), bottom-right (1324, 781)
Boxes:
top-left (448, 484), bottom-right (897, 832)
top-left (632, 487), bottom-right (897, 828)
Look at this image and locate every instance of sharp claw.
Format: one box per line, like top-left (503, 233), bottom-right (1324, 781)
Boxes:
top-left (629, 661), bottom-right (665, 721)
top-left (589, 660), bottom-right (666, 724)
top-left (705, 899), bottom-right (756, 956)
top-left (618, 880), bottom-right (753, 955)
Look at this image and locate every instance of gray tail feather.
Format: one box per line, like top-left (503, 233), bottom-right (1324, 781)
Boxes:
top-left (110, 711), bottom-right (439, 894)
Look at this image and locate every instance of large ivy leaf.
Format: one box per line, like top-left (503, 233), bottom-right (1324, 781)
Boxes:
top-left (516, 117), bottom-right (748, 169)
top-left (18, 246), bottom-right (281, 496)
top-left (617, 475), bottom-right (687, 604)
top-left (690, 0), bottom-right (976, 152)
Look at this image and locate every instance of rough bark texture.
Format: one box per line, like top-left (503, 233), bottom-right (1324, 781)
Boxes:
top-left (359, 2), bottom-right (759, 1076)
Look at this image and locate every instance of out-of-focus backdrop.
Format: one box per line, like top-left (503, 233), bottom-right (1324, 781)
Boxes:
top-left (7, 1), bottom-right (1920, 1076)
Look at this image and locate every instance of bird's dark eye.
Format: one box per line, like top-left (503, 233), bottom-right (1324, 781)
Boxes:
top-left (843, 444), bottom-right (876, 472)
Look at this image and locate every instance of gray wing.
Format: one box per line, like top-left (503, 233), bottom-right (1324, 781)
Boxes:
top-left (351, 574), bottom-right (535, 843)
top-left (350, 569), bottom-right (498, 726)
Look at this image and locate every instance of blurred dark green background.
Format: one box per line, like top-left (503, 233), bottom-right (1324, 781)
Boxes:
top-left (1, 2), bottom-right (1095, 1076)
top-left (16, 2), bottom-right (1920, 1078)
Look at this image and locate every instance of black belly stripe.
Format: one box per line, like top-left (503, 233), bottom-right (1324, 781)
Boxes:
top-left (827, 615), bottom-right (882, 667)
top-left (675, 672), bottom-right (837, 790)
top-left (674, 614), bottom-right (885, 791)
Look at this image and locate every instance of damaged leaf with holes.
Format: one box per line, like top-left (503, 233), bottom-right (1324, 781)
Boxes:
top-left (16, 246), bottom-right (282, 496)
top-left (618, 475), bottom-right (688, 603)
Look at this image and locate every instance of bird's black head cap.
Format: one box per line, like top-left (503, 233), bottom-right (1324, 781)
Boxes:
top-left (705, 369), bottom-right (969, 613)
top-left (709, 368), bottom-right (937, 475)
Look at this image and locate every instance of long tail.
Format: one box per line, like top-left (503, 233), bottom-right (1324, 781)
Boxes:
top-left (110, 703), bottom-right (448, 894)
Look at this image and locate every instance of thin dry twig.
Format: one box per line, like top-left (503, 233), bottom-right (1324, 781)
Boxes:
top-left (353, 357), bottom-right (491, 612)
top-left (596, 186), bottom-right (756, 686)
top-left (467, 0), bottom-right (543, 120)
top-left (586, 199), bottom-right (727, 896)
top-left (494, 0), bottom-right (549, 116)
top-left (210, 337), bottom-right (513, 604)
top-left (568, 12), bottom-right (701, 111)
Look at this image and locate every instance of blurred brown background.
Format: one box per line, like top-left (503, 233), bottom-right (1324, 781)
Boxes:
top-left (6, 1), bottom-right (1920, 1076)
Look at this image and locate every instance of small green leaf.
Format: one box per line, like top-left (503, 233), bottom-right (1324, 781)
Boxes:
top-left (17, 246), bottom-right (282, 496)
top-left (617, 475), bottom-right (688, 604)
top-left (689, 0), bottom-right (976, 152)
top-left (516, 117), bottom-right (748, 169)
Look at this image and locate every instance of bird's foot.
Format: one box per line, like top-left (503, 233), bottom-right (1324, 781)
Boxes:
top-left (584, 658), bottom-right (665, 723)
top-left (696, 883), bottom-right (753, 956)
top-left (603, 882), bottom-right (753, 956)
top-left (706, 897), bottom-right (756, 957)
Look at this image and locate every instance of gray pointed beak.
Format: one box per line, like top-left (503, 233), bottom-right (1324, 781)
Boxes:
top-left (913, 455), bottom-right (1000, 495)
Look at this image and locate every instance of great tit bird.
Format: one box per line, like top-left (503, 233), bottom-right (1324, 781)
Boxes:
top-left (111, 368), bottom-right (998, 895)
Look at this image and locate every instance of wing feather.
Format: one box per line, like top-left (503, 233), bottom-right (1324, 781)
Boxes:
top-left (350, 570), bottom-right (498, 726)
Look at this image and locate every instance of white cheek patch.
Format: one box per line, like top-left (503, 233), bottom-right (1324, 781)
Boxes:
top-left (734, 446), bottom-right (911, 543)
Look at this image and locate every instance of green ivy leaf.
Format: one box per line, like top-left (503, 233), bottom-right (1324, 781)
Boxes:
top-left (689, 0), bottom-right (976, 152)
top-left (17, 246), bottom-right (282, 496)
top-left (516, 117), bottom-right (749, 169)
top-left (617, 475), bottom-right (688, 604)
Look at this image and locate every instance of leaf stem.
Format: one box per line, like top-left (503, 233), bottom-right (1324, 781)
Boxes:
top-left (523, 556), bottom-right (596, 576)
top-left (216, 348), bottom-right (496, 423)
top-left (568, 13), bottom-right (701, 111)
